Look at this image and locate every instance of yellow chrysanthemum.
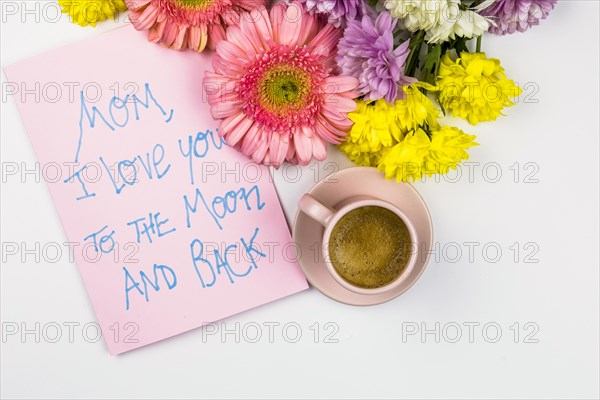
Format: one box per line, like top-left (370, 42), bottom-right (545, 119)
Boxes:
top-left (395, 83), bottom-right (440, 131)
top-left (338, 141), bottom-right (381, 167)
top-left (424, 126), bottom-right (479, 175)
top-left (340, 84), bottom-right (440, 163)
top-left (437, 52), bottom-right (522, 125)
top-left (346, 99), bottom-right (402, 152)
top-left (377, 126), bottom-right (478, 182)
top-left (340, 82), bottom-right (478, 182)
top-left (377, 128), bottom-right (431, 182)
top-left (59, 0), bottom-right (127, 27)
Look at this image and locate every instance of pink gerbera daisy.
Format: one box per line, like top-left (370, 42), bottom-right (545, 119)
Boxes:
top-left (203, 2), bottom-right (360, 166)
top-left (126, 0), bottom-right (265, 52)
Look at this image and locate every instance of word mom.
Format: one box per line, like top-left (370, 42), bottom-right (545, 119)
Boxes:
top-left (73, 82), bottom-right (174, 163)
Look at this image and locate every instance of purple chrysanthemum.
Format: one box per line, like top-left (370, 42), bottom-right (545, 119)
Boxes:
top-left (336, 11), bottom-right (415, 102)
top-left (299, 0), bottom-right (370, 27)
top-left (481, 0), bottom-right (557, 35)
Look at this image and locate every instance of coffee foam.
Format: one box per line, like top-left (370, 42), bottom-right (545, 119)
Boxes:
top-left (328, 206), bottom-right (411, 288)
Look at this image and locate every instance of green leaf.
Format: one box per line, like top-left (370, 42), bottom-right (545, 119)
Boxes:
top-left (404, 30), bottom-right (425, 78)
top-left (422, 44), bottom-right (442, 85)
top-left (454, 37), bottom-right (470, 54)
top-left (424, 44), bottom-right (441, 72)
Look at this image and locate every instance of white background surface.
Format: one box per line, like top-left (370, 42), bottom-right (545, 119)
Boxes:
top-left (1, 1), bottom-right (598, 398)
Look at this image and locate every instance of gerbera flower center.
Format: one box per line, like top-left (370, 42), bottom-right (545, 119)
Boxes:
top-left (239, 46), bottom-right (328, 133)
top-left (258, 66), bottom-right (310, 115)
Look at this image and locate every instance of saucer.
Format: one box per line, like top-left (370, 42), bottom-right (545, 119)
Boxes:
top-left (292, 166), bottom-right (433, 306)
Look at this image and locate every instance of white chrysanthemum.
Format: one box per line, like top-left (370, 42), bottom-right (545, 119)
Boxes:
top-left (384, 0), bottom-right (489, 43)
top-left (384, 0), bottom-right (447, 31)
top-left (426, 7), bottom-right (489, 43)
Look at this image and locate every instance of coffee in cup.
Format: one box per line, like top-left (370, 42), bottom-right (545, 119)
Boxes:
top-left (298, 194), bottom-right (418, 295)
top-left (328, 206), bottom-right (412, 288)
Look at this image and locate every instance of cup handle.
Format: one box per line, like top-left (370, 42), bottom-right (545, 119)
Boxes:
top-left (298, 194), bottom-right (335, 227)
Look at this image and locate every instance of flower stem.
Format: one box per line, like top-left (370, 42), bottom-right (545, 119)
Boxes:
top-left (405, 30), bottom-right (425, 78)
top-left (476, 35), bottom-right (482, 53)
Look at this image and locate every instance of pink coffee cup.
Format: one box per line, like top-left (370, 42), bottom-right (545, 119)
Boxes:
top-left (298, 194), bottom-right (418, 295)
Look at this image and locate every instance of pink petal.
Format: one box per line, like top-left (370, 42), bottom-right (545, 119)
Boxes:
top-left (330, 116), bottom-right (353, 131)
top-left (148, 17), bottom-right (166, 43)
top-left (321, 106), bottom-right (353, 130)
top-left (207, 23), bottom-right (227, 51)
top-left (225, 117), bottom-right (253, 147)
top-left (269, 132), bottom-right (289, 168)
top-left (218, 112), bottom-right (246, 138)
top-left (203, 74), bottom-right (239, 104)
top-left (212, 53), bottom-right (246, 77)
top-left (216, 40), bottom-right (247, 64)
top-left (321, 104), bottom-right (346, 122)
top-left (324, 94), bottom-right (357, 113)
top-left (263, 152), bottom-right (271, 164)
top-left (188, 26), bottom-right (199, 50)
top-left (285, 141), bottom-right (296, 161)
top-left (204, 71), bottom-right (229, 84)
top-left (161, 19), bottom-right (178, 47)
top-left (308, 24), bottom-right (341, 56)
top-left (211, 100), bottom-right (243, 119)
top-left (188, 24), bottom-right (208, 53)
top-left (315, 116), bottom-right (346, 144)
top-left (203, 72), bottom-right (230, 95)
top-left (286, 154), bottom-right (298, 165)
top-left (237, 0), bottom-right (263, 11)
top-left (226, 25), bottom-right (256, 58)
top-left (222, 9), bottom-right (240, 26)
top-left (240, 9), bottom-right (270, 51)
top-left (294, 127), bottom-right (313, 166)
top-left (252, 132), bottom-right (270, 164)
top-left (217, 80), bottom-right (239, 103)
top-left (311, 135), bottom-right (327, 161)
top-left (198, 24), bottom-right (208, 53)
top-left (241, 123), bottom-right (263, 155)
top-left (249, 6), bottom-right (273, 48)
top-left (278, 2), bottom-right (303, 47)
top-left (269, 3), bottom-right (285, 44)
top-left (129, 3), bottom-right (158, 30)
top-left (296, 10), bottom-right (319, 46)
top-left (323, 76), bottom-right (360, 94)
top-left (171, 25), bottom-right (188, 51)
top-left (338, 89), bottom-right (362, 99)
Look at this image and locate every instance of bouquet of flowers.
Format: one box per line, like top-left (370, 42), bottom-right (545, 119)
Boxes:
top-left (59, 0), bottom-right (557, 182)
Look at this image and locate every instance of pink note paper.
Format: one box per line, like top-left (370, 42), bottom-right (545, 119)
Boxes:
top-left (4, 27), bottom-right (308, 354)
